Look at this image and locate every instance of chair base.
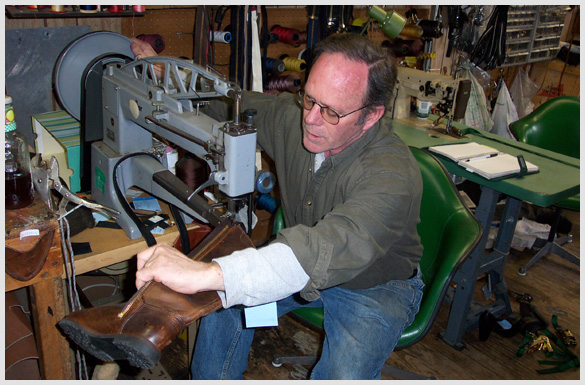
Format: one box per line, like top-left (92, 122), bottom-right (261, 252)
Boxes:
top-left (518, 238), bottom-right (579, 276)
top-left (271, 354), bottom-right (436, 380)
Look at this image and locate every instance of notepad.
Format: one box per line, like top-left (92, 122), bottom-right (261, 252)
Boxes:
top-left (460, 153), bottom-right (538, 179)
top-left (429, 142), bottom-right (499, 162)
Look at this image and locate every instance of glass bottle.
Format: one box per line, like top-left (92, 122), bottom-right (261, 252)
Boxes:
top-left (5, 95), bottom-right (34, 210)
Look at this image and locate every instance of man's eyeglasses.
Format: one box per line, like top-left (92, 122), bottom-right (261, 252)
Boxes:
top-left (298, 91), bottom-right (370, 125)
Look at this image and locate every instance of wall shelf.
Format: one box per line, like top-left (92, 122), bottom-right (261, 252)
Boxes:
top-left (5, 5), bottom-right (145, 19)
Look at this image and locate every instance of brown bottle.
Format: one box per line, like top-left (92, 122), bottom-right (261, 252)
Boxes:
top-left (5, 95), bottom-right (34, 210)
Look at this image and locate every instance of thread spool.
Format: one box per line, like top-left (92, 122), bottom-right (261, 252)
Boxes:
top-left (280, 55), bottom-right (306, 72)
top-left (79, 5), bottom-right (98, 13)
top-left (137, 34), bottom-right (165, 54)
top-left (210, 31), bottom-right (232, 44)
top-left (50, 5), bottom-right (66, 13)
top-left (268, 73), bottom-right (302, 93)
top-left (255, 194), bottom-right (280, 214)
top-left (263, 57), bottom-right (285, 75)
top-left (417, 19), bottom-right (445, 38)
top-left (107, 5), bottom-right (124, 13)
top-left (175, 153), bottom-right (208, 196)
top-left (382, 38), bottom-right (423, 57)
top-left (297, 31), bottom-right (308, 44)
top-left (400, 24), bottom-right (424, 38)
top-left (132, 5), bottom-right (146, 12)
top-left (271, 25), bottom-right (301, 45)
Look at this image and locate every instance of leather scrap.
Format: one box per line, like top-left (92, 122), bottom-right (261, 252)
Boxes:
top-left (5, 229), bottom-right (55, 281)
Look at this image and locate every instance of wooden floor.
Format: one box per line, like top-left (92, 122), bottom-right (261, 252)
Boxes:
top-left (123, 207), bottom-right (580, 380)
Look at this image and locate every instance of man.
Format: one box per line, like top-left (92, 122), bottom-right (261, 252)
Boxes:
top-left (132, 33), bottom-right (424, 380)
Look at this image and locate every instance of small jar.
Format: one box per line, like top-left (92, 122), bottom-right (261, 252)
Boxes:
top-left (5, 95), bottom-right (34, 210)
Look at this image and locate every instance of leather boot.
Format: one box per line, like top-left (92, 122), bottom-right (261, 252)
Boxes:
top-left (58, 222), bottom-right (254, 369)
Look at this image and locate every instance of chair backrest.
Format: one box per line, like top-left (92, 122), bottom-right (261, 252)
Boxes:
top-left (397, 147), bottom-right (481, 348)
top-left (285, 148), bottom-right (482, 348)
top-left (509, 96), bottom-right (580, 159)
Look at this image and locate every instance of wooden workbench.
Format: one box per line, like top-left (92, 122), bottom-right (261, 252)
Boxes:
top-left (5, 196), bottom-right (72, 380)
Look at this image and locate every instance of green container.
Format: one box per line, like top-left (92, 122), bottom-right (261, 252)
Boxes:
top-left (368, 5), bottom-right (406, 38)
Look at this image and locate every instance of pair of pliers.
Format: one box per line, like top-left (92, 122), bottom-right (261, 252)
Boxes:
top-left (31, 155), bottom-right (120, 219)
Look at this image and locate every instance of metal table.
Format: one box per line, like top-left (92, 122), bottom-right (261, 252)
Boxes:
top-left (392, 118), bottom-right (580, 349)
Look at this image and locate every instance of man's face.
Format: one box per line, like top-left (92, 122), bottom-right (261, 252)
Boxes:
top-left (302, 52), bottom-right (372, 157)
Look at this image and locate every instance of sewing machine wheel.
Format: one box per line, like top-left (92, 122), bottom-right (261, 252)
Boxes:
top-left (54, 31), bottom-right (135, 120)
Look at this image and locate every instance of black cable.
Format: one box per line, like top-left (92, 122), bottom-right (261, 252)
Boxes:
top-left (113, 152), bottom-right (160, 247)
top-left (169, 203), bottom-right (190, 253)
top-left (247, 192), bottom-right (253, 237)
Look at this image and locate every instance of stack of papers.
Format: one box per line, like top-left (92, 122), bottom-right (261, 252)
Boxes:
top-left (461, 153), bottom-right (538, 179)
top-left (429, 142), bottom-right (499, 161)
top-left (429, 142), bottom-right (538, 179)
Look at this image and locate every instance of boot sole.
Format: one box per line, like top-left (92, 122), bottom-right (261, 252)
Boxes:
top-left (59, 319), bottom-right (160, 369)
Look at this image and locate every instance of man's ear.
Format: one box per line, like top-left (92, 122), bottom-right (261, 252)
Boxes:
top-left (362, 105), bottom-right (386, 131)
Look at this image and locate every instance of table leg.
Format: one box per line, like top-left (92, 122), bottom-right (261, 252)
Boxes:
top-left (440, 187), bottom-right (521, 349)
top-left (30, 278), bottom-right (74, 379)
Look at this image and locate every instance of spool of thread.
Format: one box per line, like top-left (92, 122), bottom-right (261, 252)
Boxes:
top-left (297, 31), bottom-right (308, 44)
top-left (255, 194), bottom-right (280, 214)
top-left (137, 34), bottom-right (165, 54)
top-left (210, 31), bottom-right (232, 44)
top-left (382, 38), bottom-right (423, 57)
top-left (132, 5), bottom-right (146, 12)
top-left (400, 24), bottom-right (424, 38)
top-left (255, 171), bottom-right (276, 194)
top-left (175, 153), bottom-right (208, 195)
top-left (263, 57), bottom-right (285, 75)
top-left (268, 73), bottom-right (302, 93)
top-left (280, 55), bottom-right (306, 72)
top-left (271, 25), bottom-right (301, 46)
top-left (107, 5), bottom-right (124, 13)
top-left (79, 5), bottom-right (98, 13)
top-left (417, 19), bottom-right (445, 39)
top-left (50, 5), bottom-right (66, 13)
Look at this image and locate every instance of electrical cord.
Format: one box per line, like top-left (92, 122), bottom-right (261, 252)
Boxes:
top-left (470, 5), bottom-right (508, 70)
top-left (113, 152), bottom-right (159, 247)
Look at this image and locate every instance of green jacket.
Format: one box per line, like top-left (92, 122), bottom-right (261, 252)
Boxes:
top-left (206, 91), bottom-right (423, 302)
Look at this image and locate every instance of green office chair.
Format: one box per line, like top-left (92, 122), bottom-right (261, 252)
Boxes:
top-left (271, 147), bottom-right (482, 380)
top-left (508, 96), bottom-right (580, 275)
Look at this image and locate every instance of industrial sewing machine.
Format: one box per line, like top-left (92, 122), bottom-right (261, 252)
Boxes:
top-left (92, 57), bottom-right (258, 239)
top-left (51, 32), bottom-right (261, 240)
top-left (393, 66), bottom-right (471, 135)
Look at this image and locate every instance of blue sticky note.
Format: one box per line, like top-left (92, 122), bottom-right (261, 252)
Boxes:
top-left (132, 196), bottom-right (162, 212)
top-left (244, 302), bottom-right (278, 328)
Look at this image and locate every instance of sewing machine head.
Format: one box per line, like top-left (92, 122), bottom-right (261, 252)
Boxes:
top-left (91, 57), bottom-right (259, 238)
top-left (393, 66), bottom-right (471, 134)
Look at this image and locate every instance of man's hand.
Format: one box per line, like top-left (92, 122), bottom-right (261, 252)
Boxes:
top-left (135, 243), bottom-right (225, 294)
top-left (130, 37), bottom-right (158, 60)
top-left (130, 37), bottom-right (163, 78)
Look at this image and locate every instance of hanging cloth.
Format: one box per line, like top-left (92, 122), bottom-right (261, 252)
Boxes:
top-left (490, 81), bottom-right (518, 140)
top-left (250, 7), bottom-right (263, 92)
top-left (193, 5), bottom-right (211, 67)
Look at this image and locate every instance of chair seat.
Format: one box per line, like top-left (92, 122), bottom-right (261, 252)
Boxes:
top-left (557, 194), bottom-right (579, 212)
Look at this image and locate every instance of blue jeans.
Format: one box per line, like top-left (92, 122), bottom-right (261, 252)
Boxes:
top-left (191, 266), bottom-right (424, 380)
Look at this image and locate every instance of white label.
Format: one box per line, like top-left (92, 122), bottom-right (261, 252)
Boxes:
top-left (20, 229), bottom-right (40, 240)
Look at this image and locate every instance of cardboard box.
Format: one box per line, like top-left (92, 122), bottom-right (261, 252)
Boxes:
top-left (530, 58), bottom-right (580, 108)
top-left (32, 110), bottom-right (81, 193)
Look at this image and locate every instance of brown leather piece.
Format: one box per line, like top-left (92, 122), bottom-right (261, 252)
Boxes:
top-left (5, 229), bottom-right (55, 281)
top-left (60, 222), bottom-right (255, 359)
top-left (5, 292), bottom-right (41, 380)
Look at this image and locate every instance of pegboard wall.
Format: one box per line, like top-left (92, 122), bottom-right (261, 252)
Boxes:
top-left (121, 6), bottom-right (431, 84)
top-left (121, 8), bottom-right (197, 58)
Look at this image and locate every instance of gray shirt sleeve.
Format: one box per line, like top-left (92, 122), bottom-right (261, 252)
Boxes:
top-left (213, 242), bottom-right (309, 308)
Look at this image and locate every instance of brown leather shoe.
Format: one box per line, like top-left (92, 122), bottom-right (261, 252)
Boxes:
top-left (58, 222), bottom-right (254, 368)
